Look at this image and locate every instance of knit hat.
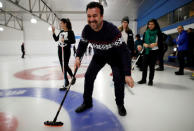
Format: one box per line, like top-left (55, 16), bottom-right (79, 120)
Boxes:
top-left (122, 16), bottom-right (129, 23)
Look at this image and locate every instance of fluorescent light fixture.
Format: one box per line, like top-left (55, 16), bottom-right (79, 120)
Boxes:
top-left (48, 26), bottom-right (52, 31)
top-left (0, 27), bottom-right (4, 32)
top-left (30, 18), bottom-right (37, 24)
top-left (0, 1), bottom-right (3, 8)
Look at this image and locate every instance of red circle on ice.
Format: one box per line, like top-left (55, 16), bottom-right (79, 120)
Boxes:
top-left (14, 66), bottom-right (87, 80)
top-left (0, 112), bottom-right (18, 131)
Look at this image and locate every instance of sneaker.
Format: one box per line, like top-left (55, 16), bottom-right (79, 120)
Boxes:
top-left (71, 77), bottom-right (76, 85)
top-left (137, 80), bottom-right (146, 84)
top-left (156, 67), bottom-right (164, 71)
top-left (148, 81), bottom-right (153, 86)
top-left (75, 104), bottom-right (93, 113)
top-left (175, 71), bottom-right (184, 75)
top-left (117, 105), bottom-right (127, 116)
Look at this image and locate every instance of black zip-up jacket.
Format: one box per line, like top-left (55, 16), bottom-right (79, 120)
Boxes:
top-left (76, 21), bottom-right (131, 76)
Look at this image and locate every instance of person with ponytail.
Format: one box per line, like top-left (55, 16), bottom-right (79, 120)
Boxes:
top-left (52, 18), bottom-right (76, 90)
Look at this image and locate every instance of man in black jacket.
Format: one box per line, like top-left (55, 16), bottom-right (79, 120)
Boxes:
top-left (74, 2), bottom-right (134, 116)
top-left (21, 42), bottom-right (25, 58)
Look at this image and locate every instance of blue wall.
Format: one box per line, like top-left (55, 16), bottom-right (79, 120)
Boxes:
top-left (137, 0), bottom-right (193, 30)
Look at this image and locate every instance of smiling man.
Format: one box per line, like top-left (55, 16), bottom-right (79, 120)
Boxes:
top-left (74, 2), bottom-right (134, 116)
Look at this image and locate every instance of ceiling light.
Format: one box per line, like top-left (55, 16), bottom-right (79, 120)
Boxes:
top-left (31, 18), bottom-right (37, 24)
top-left (0, 27), bottom-right (4, 32)
top-left (48, 26), bottom-right (52, 31)
top-left (0, 1), bottom-right (3, 8)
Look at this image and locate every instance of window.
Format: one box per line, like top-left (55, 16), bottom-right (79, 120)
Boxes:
top-left (158, 13), bottom-right (172, 28)
top-left (188, 1), bottom-right (194, 17)
top-left (173, 1), bottom-right (194, 23)
top-left (138, 1), bottom-right (194, 34)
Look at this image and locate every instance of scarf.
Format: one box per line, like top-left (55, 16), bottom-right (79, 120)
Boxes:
top-left (144, 29), bottom-right (158, 54)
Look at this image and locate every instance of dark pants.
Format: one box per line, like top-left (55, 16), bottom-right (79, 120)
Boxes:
top-left (83, 54), bottom-right (125, 106)
top-left (158, 49), bottom-right (166, 69)
top-left (58, 46), bottom-right (73, 83)
top-left (21, 50), bottom-right (25, 58)
top-left (187, 49), bottom-right (194, 66)
top-left (177, 50), bottom-right (187, 73)
top-left (142, 50), bottom-right (158, 82)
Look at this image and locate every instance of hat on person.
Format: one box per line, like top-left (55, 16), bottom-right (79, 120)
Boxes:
top-left (122, 16), bottom-right (129, 23)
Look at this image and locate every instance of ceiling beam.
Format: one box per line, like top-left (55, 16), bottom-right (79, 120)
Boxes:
top-left (6, 0), bottom-right (60, 28)
top-left (0, 9), bottom-right (23, 31)
top-left (0, 10), bottom-right (86, 14)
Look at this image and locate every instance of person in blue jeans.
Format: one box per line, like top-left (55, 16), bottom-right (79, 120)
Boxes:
top-left (175, 25), bottom-right (189, 75)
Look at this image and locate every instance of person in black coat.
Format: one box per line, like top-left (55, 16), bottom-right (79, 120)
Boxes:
top-left (52, 18), bottom-right (76, 90)
top-left (21, 42), bottom-right (25, 58)
top-left (187, 28), bottom-right (194, 67)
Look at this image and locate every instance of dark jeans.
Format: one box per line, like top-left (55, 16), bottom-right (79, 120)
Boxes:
top-left (58, 46), bottom-right (73, 83)
top-left (142, 50), bottom-right (158, 82)
top-left (83, 54), bottom-right (125, 106)
top-left (177, 50), bottom-right (187, 73)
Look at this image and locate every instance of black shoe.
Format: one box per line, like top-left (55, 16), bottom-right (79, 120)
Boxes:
top-left (156, 67), bottom-right (164, 71)
top-left (71, 77), bottom-right (76, 85)
top-left (117, 105), bottom-right (127, 116)
top-left (175, 71), bottom-right (184, 75)
top-left (148, 81), bottom-right (153, 86)
top-left (59, 87), bottom-right (67, 91)
top-left (137, 80), bottom-right (146, 84)
top-left (75, 104), bottom-right (93, 113)
top-left (59, 82), bottom-right (69, 91)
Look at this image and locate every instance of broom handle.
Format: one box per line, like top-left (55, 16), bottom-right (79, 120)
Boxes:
top-left (53, 57), bottom-right (82, 122)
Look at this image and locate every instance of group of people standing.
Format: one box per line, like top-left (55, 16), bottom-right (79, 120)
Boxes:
top-left (118, 17), bottom-right (167, 86)
top-left (50, 1), bottom-right (192, 116)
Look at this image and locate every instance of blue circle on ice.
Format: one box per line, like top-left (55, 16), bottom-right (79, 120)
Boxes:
top-left (0, 88), bottom-right (124, 131)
